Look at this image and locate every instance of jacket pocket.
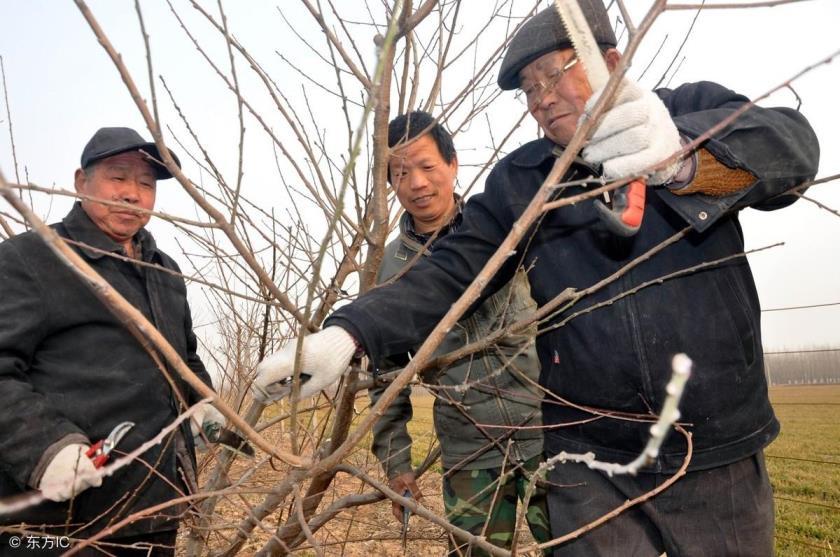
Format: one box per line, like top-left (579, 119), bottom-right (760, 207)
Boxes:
top-left (713, 267), bottom-right (757, 368)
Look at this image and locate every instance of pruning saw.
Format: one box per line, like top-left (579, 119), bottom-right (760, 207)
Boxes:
top-left (554, 0), bottom-right (646, 236)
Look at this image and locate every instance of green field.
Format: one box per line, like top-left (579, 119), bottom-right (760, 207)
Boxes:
top-left (403, 385), bottom-right (840, 554)
top-left (768, 385), bottom-right (840, 556)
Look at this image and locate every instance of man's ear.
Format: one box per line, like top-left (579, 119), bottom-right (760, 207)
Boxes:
top-left (449, 153), bottom-right (459, 174)
top-left (73, 168), bottom-right (86, 193)
top-left (605, 48), bottom-right (621, 73)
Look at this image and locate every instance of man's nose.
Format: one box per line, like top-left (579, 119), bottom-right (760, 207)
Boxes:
top-left (408, 170), bottom-right (427, 190)
top-left (117, 178), bottom-right (142, 202)
top-left (534, 84), bottom-right (560, 111)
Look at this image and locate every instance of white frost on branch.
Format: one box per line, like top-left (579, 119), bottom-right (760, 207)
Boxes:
top-left (546, 353), bottom-right (692, 477)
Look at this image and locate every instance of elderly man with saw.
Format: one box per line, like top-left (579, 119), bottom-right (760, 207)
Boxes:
top-left (254, 1), bottom-right (819, 555)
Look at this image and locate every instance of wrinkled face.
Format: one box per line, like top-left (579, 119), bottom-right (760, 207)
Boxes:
top-left (519, 48), bottom-right (618, 146)
top-left (388, 134), bottom-right (458, 234)
top-left (74, 151), bottom-right (157, 247)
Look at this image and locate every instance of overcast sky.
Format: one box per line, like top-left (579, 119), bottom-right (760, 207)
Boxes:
top-left (1, 0), bottom-right (838, 352)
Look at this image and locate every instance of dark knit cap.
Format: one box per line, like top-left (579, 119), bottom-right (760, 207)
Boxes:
top-left (497, 1), bottom-right (617, 90)
top-left (80, 127), bottom-right (181, 180)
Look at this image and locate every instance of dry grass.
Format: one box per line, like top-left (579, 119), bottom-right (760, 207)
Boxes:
top-left (185, 390), bottom-right (451, 556)
top-left (768, 385), bottom-right (840, 556)
top-left (183, 385), bottom-right (839, 555)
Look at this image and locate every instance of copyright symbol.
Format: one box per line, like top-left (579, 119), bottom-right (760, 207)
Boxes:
top-left (8, 535), bottom-right (20, 548)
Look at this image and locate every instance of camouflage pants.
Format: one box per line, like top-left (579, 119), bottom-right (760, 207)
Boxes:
top-left (443, 455), bottom-right (550, 556)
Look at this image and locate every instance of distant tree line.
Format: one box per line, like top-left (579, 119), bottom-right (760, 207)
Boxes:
top-left (765, 346), bottom-right (840, 385)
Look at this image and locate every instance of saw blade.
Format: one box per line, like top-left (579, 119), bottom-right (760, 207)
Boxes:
top-left (554, 0), bottom-right (610, 90)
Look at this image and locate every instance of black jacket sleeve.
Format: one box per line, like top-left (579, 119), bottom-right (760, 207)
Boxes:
top-left (655, 81), bottom-right (819, 230)
top-left (0, 239), bottom-right (88, 488)
top-left (329, 81), bottom-right (820, 364)
top-left (326, 174), bottom-right (519, 367)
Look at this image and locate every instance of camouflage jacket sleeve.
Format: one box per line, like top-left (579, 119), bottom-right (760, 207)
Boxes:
top-left (369, 381), bottom-right (414, 479)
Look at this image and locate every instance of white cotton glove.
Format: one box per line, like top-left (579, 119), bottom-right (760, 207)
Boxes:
top-left (190, 402), bottom-right (227, 450)
top-left (582, 78), bottom-right (683, 185)
top-left (253, 326), bottom-right (357, 402)
top-left (38, 443), bottom-right (103, 502)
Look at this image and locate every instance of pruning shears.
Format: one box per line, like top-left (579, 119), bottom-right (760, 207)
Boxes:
top-left (593, 180), bottom-right (646, 236)
top-left (85, 421), bottom-right (135, 468)
top-left (0, 421), bottom-right (135, 516)
top-left (400, 489), bottom-right (412, 551)
top-left (201, 421), bottom-right (255, 458)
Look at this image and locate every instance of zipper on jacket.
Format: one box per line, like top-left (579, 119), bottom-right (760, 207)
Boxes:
top-left (620, 268), bottom-right (656, 421)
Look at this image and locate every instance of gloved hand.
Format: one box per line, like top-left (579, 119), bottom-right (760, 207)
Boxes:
top-left (582, 78), bottom-right (683, 185)
top-left (38, 443), bottom-right (103, 502)
top-left (388, 471), bottom-right (423, 523)
top-left (253, 326), bottom-right (358, 402)
top-left (190, 402), bottom-right (226, 450)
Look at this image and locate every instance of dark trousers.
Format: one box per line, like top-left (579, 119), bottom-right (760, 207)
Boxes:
top-left (545, 451), bottom-right (774, 556)
top-left (0, 529), bottom-right (177, 556)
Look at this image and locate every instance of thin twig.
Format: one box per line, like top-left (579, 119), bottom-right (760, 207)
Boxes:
top-left (292, 485), bottom-right (325, 557)
top-left (0, 169), bottom-right (307, 468)
top-left (74, 0), bottom-right (313, 331)
top-left (667, 0), bottom-right (810, 9)
top-left (335, 464), bottom-right (513, 557)
top-left (795, 191), bottom-right (840, 219)
top-left (0, 55), bottom-right (20, 185)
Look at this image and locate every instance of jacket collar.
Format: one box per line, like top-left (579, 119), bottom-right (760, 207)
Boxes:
top-left (399, 195), bottom-right (464, 248)
top-left (511, 137), bottom-right (599, 174)
top-left (62, 202), bottom-right (158, 261)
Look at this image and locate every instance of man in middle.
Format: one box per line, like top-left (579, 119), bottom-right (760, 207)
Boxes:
top-left (369, 111), bottom-right (550, 554)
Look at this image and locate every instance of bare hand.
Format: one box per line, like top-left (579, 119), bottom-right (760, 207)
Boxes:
top-left (389, 471), bottom-right (422, 523)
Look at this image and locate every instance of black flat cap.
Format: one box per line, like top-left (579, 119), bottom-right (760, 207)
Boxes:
top-left (498, 1), bottom-right (617, 91)
top-left (80, 127), bottom-right (181, 180)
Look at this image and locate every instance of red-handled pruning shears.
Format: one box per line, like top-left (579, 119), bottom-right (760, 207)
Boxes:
top-left (593, 179), bottom-right (646, 237)
top-left (0, 421), bottom-right (136, 516)
top-left (85, 421), bottom-right (135, 468)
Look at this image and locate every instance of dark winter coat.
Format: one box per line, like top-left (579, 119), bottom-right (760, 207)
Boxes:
top-left (328, 81), bottom-right (820, 473)
top-left (0, 203), bottom-right (214, 536)
top-left (370, 208), bottom-right (543, 475)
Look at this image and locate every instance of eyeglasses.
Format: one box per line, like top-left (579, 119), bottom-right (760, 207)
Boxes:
top-left (515, 56), bottom-right (579, 109)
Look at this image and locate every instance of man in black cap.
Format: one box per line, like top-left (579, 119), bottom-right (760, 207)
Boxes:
top-left (253, 2), bottom-right (819, 555)
top-left (0, 127), bottom-right (223, 555)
